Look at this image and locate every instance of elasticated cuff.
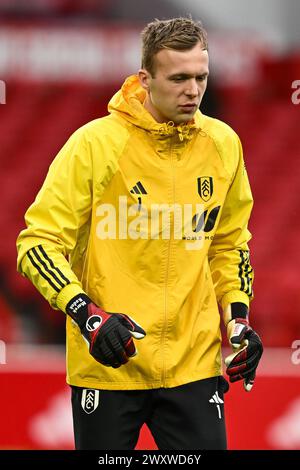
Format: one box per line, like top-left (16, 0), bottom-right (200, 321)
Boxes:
top-left (56, 283), bottom-right (87, 313)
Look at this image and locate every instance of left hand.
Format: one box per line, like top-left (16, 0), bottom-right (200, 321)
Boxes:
top-left (225, 318), bottom-right (263, 392)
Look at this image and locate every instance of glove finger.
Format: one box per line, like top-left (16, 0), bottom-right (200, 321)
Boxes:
top-left (224, 343), bottom-right (247, 367)
top-left (116, 314), bottom-right (146, 339)
top-left (97, 348), bottom-right (122, 368)
top-left (115, 326), bottom-right (137, 358)
top-left (105, 334), bottom-right (129, 366)
top-left (226, 348), bottom-right (262, 376)
top-left (99, 354), bottom-right (118, 368)
top-left (225, 337), bottom-right (262, 367)
top-left (123, 336), bottom-right (137, 358)
top-left (227, 351), bottom-right (260, 370)
top-left (244, 370), bottom-right (256, 392)
top-left (228, 373), bottom-right (244, 383)
top-left (226, 359), bottom-right (259, 380)
top-left (228, 361), bottom-right (259, 383)
top-left (226, 362), bottom-right (247, 377)
top-left (93, 334), bottom-right (127, 368)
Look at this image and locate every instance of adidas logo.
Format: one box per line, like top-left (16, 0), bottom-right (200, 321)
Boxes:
top-left (130, 181), bottom-right (147, 195)
top-left (209, 391), bottom-right (224, 419)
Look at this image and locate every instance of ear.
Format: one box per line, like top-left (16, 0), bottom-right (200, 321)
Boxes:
top-left (138, 69), bottom-right (151, 91)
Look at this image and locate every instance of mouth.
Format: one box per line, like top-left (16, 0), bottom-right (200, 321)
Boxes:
top-left (179, 104), bottom-right (198, 112)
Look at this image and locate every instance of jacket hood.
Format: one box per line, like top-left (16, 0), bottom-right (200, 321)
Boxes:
top-left (108, 74), bottom-right (205, 142)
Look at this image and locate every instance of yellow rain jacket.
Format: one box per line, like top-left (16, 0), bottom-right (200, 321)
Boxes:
top-left (17, 75), bottom-right (253, 390)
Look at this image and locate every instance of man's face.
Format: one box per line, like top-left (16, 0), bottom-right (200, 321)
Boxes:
top-left (139, 42), bottom-right (209, 125)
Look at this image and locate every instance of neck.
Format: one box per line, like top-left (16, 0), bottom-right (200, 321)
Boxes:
top-left (143, 94), bottom-right (168, 124)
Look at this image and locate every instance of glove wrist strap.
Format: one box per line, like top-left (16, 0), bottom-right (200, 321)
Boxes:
top-left (224, 302), bottom-right (249, 327)
top-left (231, 302), bottom-right (249, 320)
top-left (66, 293), bottom-right (92, 329)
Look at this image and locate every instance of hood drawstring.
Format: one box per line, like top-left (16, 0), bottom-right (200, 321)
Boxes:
top-left (177, 124), bottom-right (193, 142)
top-left (156, 121), bottom-right (194, 141)
top-left (157, 121), bottom-right (174, 136)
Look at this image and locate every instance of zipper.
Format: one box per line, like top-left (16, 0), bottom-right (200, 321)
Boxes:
top-left (161, 136), bottom-right (176, 386)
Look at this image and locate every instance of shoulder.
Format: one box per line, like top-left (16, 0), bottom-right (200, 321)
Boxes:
top-left (60, 115), bottom-right (131, 175)
top-left (200, 114), bottom-right (240, 149)
top-left (72, 115), bottom-right (130, 146)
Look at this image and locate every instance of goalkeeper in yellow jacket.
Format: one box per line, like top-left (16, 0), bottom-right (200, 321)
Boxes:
top-left (16, 17), bottom-right (263, 450)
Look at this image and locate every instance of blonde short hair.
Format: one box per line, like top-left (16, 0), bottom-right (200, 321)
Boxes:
top-left (141, 17), bottom-right (208, 76)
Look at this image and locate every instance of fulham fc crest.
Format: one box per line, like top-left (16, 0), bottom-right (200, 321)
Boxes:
top-left (81, 389), bottom-right (99, 414)
top-left (198, 176), bottom-right (213, 202)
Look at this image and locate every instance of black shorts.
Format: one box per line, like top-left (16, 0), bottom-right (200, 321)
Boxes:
top-left (71, 376), bottom-right (228, 450)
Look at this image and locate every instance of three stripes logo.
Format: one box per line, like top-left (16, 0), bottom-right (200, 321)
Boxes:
top-left (81, 389), bottom-right (100, 414)
top-left (27, 245), bottom-right (70, 293)
top-left (198, 176), bottom-right (213, 202)
top-left (239, 250), bottom-right (253, 297)
top-left (209, 391), bottom-right (224, 419)
top-left (130, 181), bottom-right (147, 211)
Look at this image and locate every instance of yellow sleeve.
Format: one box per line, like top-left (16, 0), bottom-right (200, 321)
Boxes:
top-left (16, 127), bottom-right (92, 311)
top-left (208, 135), bottom-right (254, 318)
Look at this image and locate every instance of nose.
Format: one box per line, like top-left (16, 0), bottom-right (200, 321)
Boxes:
top-left (185, 79), bottom-right (199, 98)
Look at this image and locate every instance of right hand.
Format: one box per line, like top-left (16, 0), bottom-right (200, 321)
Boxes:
top-left (82, 303), bottom-right (146, 368)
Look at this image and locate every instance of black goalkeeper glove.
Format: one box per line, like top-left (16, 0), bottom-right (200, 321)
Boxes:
top-left (225, 317), bottom-right (263, 391)
top-left (66, 294), bottom-right (146, 368)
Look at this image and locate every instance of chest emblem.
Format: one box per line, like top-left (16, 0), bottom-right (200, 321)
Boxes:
top-left (197, 176), bottom-right (213, 202)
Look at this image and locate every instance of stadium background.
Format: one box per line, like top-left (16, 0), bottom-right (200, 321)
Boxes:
top-left (0, 0), bottom-right (300, 449)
